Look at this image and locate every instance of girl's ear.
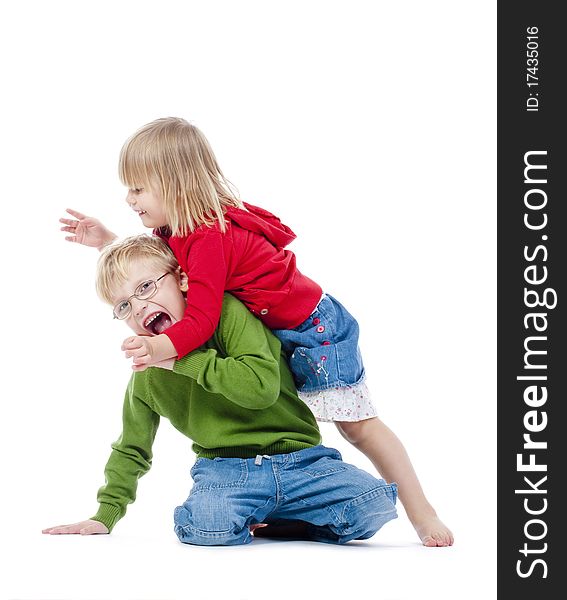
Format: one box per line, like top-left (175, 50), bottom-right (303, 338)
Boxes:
top-left (178, 270), bottom-right (189, 292)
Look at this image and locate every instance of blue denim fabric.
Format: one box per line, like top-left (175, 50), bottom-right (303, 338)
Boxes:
top-left (173, 445), bottom-right (397, 546)
top-left (272, 294), bottom-right (365, 392)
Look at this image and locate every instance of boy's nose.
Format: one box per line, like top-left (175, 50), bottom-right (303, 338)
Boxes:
top-left (131, 297), bottom-right (147, 316)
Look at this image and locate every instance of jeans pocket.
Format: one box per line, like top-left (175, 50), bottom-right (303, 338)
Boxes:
top-left (304, 455), bottom-right (348, 478)
top-left (191, 457), bottom-right (249, 490)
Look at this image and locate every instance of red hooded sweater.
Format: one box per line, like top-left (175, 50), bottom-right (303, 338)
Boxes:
top-left (157, 202), bottom-right (322, 359)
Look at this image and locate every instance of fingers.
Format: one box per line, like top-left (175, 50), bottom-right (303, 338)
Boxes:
top-left (131, 362), bottom-right (150, 372)
top-left (60, 218), bottom-right (79, 242)
top-left (121, 336), bottom-right (141, 351)
top-left (122, 337), bottom-right (148, 352)
top-left (65, 208), bottom-right (88, 220)
top-left (60, 220), bottom-right (79, 241)
top-left (42, 524), bottom-right (81, 534)
top-left (125, 348), bottom-right (150, 360)
top-left (122, 336), bottom-right (145, 349)
top-left (129, 355), bottom-right (153, 371)
top-left (122, 336), bottom-right (155, 371)
top-left (123, 339), bottom-right (151, 367)
top-left (43, 520), bottom-right (109, 535)
top-left (130, 353), bottom-right (152, 368)
top-left (122, 336), bottom-right (152, 352)
top-left (42, 526), bottom-right (59, 534)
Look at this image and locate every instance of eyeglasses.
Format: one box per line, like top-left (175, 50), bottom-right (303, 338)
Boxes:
top-left (113, 272), bottom-right (171, 320)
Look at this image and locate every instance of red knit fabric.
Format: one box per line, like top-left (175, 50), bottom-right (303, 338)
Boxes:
top-left (156, 202), bottom-right (322, 358)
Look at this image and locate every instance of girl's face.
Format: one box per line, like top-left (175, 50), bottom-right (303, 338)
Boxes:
top-left (125, 184), bottom-right (168, 229)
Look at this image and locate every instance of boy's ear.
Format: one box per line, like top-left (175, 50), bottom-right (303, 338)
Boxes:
top-left (178, 270), bottom-right (189, 292)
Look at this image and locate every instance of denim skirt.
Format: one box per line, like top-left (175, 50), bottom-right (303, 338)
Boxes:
top-left (272, 294), bottom-right (365, 393)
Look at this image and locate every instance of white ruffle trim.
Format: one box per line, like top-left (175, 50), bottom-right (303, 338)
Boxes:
top-left (298, 381), bottom-right (377, 423)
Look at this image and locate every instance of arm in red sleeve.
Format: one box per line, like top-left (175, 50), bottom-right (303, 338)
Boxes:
top-left (163, 229), bottom-right (229, 358)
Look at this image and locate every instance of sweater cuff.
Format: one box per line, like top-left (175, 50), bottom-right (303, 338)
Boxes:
top-left (91, 503), bottom-right (122, 532)
top-left (173, 350), bottom-right (210, 380)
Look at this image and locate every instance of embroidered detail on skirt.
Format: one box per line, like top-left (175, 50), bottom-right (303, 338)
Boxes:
top-left (272, 294), bottom-right (365, 393)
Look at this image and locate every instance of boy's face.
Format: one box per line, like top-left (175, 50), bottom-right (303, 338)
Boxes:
top-left (125, 183), bottom-right (168, 229)
top-left (111, 259), bottom-right (187, 336)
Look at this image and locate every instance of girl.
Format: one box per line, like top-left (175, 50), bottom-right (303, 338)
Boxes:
top-left (60, 117), bottom-right (453, 547)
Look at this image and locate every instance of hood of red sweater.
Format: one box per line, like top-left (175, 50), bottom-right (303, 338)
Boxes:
top-left (227, 202), bottom-right (296, 249)
top-left (155, 202), bottom-right (297, 249)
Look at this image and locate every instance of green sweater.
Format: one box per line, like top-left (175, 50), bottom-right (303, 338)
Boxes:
top-left (92, 294), bottom-right (321, 531)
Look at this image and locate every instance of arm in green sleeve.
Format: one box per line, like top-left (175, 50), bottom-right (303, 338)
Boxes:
top-left (91, 374), bottom-right (160, 532)
top-left (172, 295), bottom-right (281, 410)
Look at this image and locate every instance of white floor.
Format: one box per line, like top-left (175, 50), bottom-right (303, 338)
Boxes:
top-left (5, 418), bottom-right (495, 600)
top-left (7, 506), bottom-right (493, 600)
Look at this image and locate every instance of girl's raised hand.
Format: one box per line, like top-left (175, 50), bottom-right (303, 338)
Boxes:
top-left (59, 208), bottom-right (118, 250)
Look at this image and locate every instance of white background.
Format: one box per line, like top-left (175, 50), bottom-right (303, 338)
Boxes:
top-left (1, 2), bottom-right (496, 599)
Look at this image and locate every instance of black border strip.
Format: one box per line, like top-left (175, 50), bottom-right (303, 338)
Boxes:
top-left (498, 2), bottom-right (566, 597)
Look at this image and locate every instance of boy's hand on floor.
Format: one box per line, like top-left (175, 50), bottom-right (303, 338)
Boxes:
top-left (59, 208), bottom-right (117, 250)
top-left (122, 334), bottom-right (177, 371)
top-left (42, 519), bottom-right (109, 535)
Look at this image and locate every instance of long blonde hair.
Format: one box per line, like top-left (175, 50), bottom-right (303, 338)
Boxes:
top-left (119, 117), bottom-right (242, 236)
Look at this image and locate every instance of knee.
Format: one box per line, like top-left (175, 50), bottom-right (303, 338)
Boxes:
top-left (173, 494), bottom-right (250, 546)
top-left (335, 417), bottom-right (377, 445)
top-left (344, 484), bottom-right (399, 541)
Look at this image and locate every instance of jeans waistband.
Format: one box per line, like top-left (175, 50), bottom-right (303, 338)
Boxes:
top-left (253, 445), bottom-right (341, 466)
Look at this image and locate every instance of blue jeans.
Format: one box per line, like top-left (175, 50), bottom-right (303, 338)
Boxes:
top-left (173, 445), bottom-right (397, 546)
top-left (273, 294), bottom-right (365, 392)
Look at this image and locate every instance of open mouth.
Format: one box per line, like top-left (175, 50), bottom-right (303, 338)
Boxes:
top-left (143, 311), bottom-right (172, 335)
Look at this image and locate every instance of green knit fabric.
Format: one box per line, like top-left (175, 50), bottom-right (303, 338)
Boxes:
top-left (91, 294), bottom-right (321, 532)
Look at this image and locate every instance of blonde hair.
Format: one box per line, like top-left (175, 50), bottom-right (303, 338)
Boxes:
top-left (119, 117), bottom-right (242, 236)
top-left (96, 234), bottom-right (179, 304)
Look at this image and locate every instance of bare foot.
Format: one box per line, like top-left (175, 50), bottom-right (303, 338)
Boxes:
top-left (414, 515), bottom-right (454, 547)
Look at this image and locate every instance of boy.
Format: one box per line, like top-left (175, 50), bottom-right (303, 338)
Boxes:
top-left (43, 235), bottom-right (398, 545)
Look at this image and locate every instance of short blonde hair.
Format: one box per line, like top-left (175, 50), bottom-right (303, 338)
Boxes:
top-left (96, 234), bottom-right (179, 304)
top-left (119, 117), bottom-right (243, 236)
